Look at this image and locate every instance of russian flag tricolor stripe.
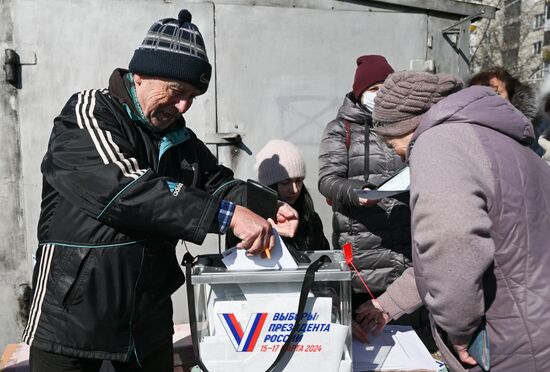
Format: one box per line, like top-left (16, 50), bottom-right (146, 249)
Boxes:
top-left (218, 312), bottom-right (268, 352)
top-left (225, 313), bottom-right (243, 343)
top-left (240, 313), bottom-right (268, 352)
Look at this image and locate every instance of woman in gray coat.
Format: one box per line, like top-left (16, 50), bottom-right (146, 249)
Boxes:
top-left (358, 71), bottom-right (550, 371)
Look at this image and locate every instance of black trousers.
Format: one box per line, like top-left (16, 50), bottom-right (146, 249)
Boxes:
top-left (29, 341), bottom-right (174, 372)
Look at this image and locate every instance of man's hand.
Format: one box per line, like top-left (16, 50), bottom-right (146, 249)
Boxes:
top-left (270, 201), bottom-right (299, 238)
top-left (355, 299), bottom-right (391, 337)
top-left (449, 337), bottom-right (478, 366)
top-left (230, 205), bottom-right (275, 255)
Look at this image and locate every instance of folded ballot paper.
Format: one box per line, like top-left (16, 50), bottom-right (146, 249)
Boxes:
top-left (199, 295), bottom-right (351, 372)
top-left (355, 166), bottom-right (410, 199)
top-left (221, 230), bottom-right (298, 271)
top-left (353, 325), bottom-right (440, 372)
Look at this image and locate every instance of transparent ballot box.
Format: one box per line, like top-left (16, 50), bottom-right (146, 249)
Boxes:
top-left (187, 251), bottom-right (353, 372)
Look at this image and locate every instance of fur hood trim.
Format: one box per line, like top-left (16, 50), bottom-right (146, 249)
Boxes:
top-left (511, 83), bottom-right (538, 122)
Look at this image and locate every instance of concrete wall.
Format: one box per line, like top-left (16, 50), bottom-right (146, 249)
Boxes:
top-left (0, 0), bottom-right (30, 349)
top-left (213, 3), bottom-right (429, 236)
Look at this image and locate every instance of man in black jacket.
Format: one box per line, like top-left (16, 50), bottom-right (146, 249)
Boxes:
top-left (23, 10), bottom-right (297, 372)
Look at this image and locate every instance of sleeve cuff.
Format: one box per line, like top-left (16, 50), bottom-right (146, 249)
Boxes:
top-left (216, 200), bottom-right (236, 234)
top-left (377, 292), bottom-right (406, 320)
top-left (376, 267), bottom-right (423, 320)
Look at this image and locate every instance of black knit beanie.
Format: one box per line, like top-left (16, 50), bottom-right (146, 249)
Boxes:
top-left (129, 9), bottom-right (212, 94)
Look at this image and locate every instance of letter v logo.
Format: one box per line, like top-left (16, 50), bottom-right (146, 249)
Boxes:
top-left (218, 313), bottom-right (268, 352)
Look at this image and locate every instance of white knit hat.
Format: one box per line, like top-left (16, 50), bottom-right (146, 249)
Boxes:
top-left (255, 139), bottom-right (306, 186)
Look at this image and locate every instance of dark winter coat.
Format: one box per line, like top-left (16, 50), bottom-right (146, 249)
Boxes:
top-left (22, 69), bottom-right (245, 362)
top-left (318, 93), bottom-right (411, 295)
top-left (535, 78), bottom-right (550, 165)
top-left (539, 126), bottom-right (550, 165)
top-left (510, 83), bottom-right (548, 155)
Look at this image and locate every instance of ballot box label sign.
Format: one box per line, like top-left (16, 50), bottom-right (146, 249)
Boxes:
top-left (218, 312), bottom-right (268, 352)
top-left (218, 311), bottom-right (328, 353)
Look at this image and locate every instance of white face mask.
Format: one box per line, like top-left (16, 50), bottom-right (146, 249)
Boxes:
top-left (361, 91), bottom-right (376, 112)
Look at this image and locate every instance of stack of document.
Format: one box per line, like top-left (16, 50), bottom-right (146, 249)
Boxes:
top-left (353, 325), bottom-right (440, 371)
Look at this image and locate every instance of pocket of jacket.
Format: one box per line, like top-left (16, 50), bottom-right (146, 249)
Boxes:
top-left (429, 316), bottom-right (467, 372)
top-left (60, 249), bottom-right (93, 309)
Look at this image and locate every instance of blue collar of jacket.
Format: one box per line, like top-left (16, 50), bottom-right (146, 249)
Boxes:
top-left (123, 72), bottom-right (151, 129)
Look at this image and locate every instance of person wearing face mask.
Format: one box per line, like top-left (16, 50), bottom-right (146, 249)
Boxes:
top-left (255, 139), bottom-right (330, 252)
top-left (360, 87), bottom-right (377, 113)
top-left (318, 55), bottom-right (422, 341)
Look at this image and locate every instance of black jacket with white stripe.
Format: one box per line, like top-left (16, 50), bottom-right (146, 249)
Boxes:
top-left (23, 69), bottom-right (244, 362)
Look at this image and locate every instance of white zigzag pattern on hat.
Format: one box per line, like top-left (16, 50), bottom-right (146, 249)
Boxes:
top-left (139, 20), bottom-right (208, 61)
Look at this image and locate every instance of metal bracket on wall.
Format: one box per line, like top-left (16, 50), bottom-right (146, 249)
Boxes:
top-left (4, 49), bottom-right (37, 88)
top-left (441, 11), bottom-right (485, 66)
top-left (204, 132), bottom-right (241, 145)
top-left (204, 132), bottom-right (252, 155)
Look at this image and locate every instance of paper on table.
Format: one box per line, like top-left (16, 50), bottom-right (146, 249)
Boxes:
top-left (352, 329), bottom-right (392, 371)
top-left (352, 325), bottom-right (439, 372)
top-left (354, 166), bottom-right (410, 199)
top-left (380, 325), bottom-right (439, 371)
top-left (221, 230), bottom-right (298, 271)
